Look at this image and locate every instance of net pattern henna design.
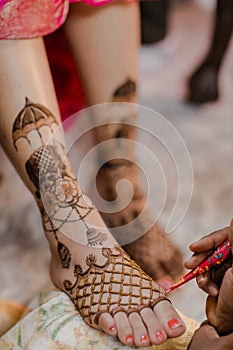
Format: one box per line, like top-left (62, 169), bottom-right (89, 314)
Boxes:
top-left (63, 247), bottom-right (166, 326)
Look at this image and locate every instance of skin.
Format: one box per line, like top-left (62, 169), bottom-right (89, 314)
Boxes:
top-left (64, 2), bottom-right (184, 286)
top-left (188, 322), bottom-right (233, 350)
top-left (185, 222), bottom-right (233, 337)
top-left (0, 29), bottom-right (185, 350)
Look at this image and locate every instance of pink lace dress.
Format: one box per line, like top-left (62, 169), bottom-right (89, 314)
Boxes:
top-left (0, 0), bottom-right (133, 39)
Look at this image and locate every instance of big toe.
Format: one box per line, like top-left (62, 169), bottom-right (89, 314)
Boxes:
top-left (154, 300), bottom-right (186, 338)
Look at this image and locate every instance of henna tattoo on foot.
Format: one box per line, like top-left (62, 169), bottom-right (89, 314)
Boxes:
top-left (62, 244), bottom-right (166, 327)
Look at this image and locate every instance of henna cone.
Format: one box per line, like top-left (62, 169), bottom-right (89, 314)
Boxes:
top-left (166, 239), bottom-right (231, 294)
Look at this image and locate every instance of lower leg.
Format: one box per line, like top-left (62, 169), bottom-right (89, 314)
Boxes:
top-left (0, 38), bottom-right (185, 347)
top-left (64, 1), bottom-right (183, 283)
top-left (188, 0), bottom-right (233, 103)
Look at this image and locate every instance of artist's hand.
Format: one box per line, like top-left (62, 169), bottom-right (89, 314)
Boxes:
top-left (185, 222), bottom-right (233, 334)
top-left (188, 322), bottom-right (233, 350)
top-left (184, 225), bottom-right (232, 297)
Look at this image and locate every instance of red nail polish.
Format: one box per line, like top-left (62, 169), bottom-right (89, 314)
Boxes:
top-left (156, 331), bottom-right (165, 341)
top-left (109, 326), bottom-right (116, 332)
top-left (140, 335), bottom-right (149, 344)
top-left (168, 319), bottom-right (183, 330)
top-left (126, 335), bottom-right (133, 344)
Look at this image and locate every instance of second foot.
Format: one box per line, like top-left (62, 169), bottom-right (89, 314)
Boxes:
top-left (96, 162), bottom-right (184, 286)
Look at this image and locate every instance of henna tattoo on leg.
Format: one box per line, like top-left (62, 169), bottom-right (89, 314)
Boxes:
top-left (111, 78), bottom-right (136, 143)
top-left (57, 241), bottom-right (72, 269)
top-left (9, 100), bottom-right (185, 344)
top-left (12, 98), bottom-right (107, 268)
top-left (112, 78), bottom-right (136, 103)
top-left (95, 80), bottom-right (184, 283)
top-left (12, 97), bottom-right (58, 150)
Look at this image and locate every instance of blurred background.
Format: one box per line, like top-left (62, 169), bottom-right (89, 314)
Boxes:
top-left (0, 0), bottom-right (233, 335)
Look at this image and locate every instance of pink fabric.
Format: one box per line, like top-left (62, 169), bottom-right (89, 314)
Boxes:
top-left (0, 0), bottom-right (115, 39)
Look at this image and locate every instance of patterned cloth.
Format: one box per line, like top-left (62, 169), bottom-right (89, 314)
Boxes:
top-left (0, 290), bottom-right (199, 350)
top-left (0, 0), bottom-right (134, 39)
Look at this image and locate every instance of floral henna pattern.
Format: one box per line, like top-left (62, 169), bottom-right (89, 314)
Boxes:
top-left (63, 246), bottom-right (167, 327)
top-left (12, 99), bottom-right (107, 268)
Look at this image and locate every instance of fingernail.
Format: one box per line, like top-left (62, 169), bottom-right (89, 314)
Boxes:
top-left (168, 319), bottom-right (184, 330)
top-left (156, 331), bottom-right (165, 341)
top-left (140, 335), bottom-right (149, 344)
top-left (109, 326), bottom-right (116, 332)
top-left (126, 335), bottom-right (133, 344)
top-left (209, 285), bottom-right (219, 297)
top-left (197, 276), bottom-right (205, 286)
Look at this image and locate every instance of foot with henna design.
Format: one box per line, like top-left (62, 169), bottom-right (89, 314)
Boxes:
top-left (96, 159), bottom-right (184, 287)
top-left (92, 79), bottom-right (184, 287)
top-left (10, 98), bottom-right (185, 347)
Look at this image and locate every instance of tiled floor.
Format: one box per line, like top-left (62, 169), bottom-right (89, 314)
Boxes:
top-left (0, 0), bottom-right (232, 325)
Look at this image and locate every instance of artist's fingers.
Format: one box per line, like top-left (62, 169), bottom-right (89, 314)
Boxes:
top-left (221, 332), bottom-right (233, 350)
top-left (189, 321), bottom-right (233, 350)
top-left (229, 220), bottom-right (233, 256)
top-left (206, 296), bottom-right (218, 328)
top-left (198, 321), bottom-right (220, 339)
top-left (216, 268), bottom-right (233, 335)
top-left (189, 227), bottom-right (230, 253)
top-left (196, 273), bottom-right (219, 297)
top-left (187, 322), bottom-right (218, 350)
top-left (184, 252), bottom-right (211, 269)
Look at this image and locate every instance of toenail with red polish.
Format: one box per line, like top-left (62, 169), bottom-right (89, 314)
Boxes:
top-left (140, 335), bottom-right (149, 344)
top-left (109, 326), bottom-right (116, 332)
top-left (126, 335), bottom-right (133, 344)
top-left (168, 319), bottom-right (183, 330)
top-left (156, 331), bottom-right (165, 341)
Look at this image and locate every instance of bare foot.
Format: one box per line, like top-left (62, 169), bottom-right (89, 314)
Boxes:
top-left (25, 139), bottom-right (185, 347)
top-left (96, 161), bottom-right (184, 285)
top-left (48, 227), bottom-right (186, 347)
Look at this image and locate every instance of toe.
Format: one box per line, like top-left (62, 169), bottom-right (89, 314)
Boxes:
top-left (128, 312), bottom-right (150, 347)
top-left (157, 277), bottom-right (174, 290)
top-left (140, 308), bottom-right (167, 345)
top-left (98, 312), bottom-right (117, 337)
top-left (114, 312), bottom-right (134, 346)
top-left (154, 300), bottom-right (186, 338)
